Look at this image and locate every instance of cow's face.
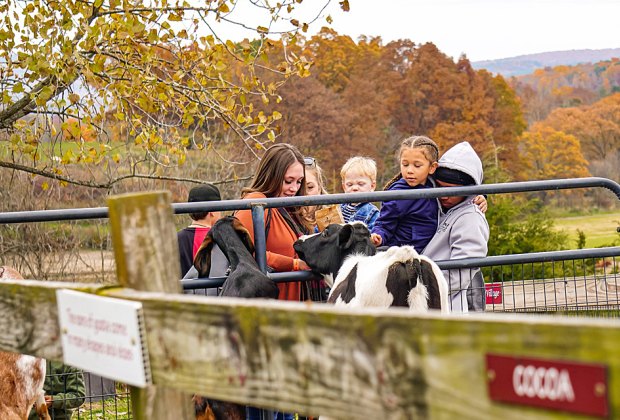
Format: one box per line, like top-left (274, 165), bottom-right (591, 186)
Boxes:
top-left (293, 223), bottom-right (375, 275)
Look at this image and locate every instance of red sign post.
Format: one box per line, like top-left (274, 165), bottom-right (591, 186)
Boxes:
top-left (486, 354), bottom-right (608, 417)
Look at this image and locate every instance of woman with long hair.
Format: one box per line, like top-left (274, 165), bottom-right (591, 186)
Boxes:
top-left (235, 143), bottom-right (314, 301)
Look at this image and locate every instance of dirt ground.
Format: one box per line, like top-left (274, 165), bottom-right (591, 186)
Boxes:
top-left (3, 250), bottom-right (116, 283)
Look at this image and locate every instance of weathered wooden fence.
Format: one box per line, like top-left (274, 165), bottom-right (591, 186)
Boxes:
top-left (2, 185), bottom-right (620, 419)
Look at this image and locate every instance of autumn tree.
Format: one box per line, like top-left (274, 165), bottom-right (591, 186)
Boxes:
top-left (536, 93), bottom-right (620, 161)
top-left (512, 58), bottom-right (620, 123)
top-left (0, 0), bottom-right (348, 191)
top-left (518, 126), bottom-right (590, 180)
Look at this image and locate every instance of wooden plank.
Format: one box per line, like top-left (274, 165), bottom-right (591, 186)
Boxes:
top-left (0, 280), bottom-right (101, 359)
top-left (1, 279), bottom-right (619, 418)
top-left (103, 289), bottom-right (620, 420)
top-left (108, 191), bottom-right (193, 420)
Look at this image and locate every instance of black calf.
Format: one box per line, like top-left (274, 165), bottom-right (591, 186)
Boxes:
top-left (194, 216), bottom-right (278, 299)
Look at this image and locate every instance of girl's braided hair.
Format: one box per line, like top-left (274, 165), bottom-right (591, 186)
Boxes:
top-left (383, 135), bottom-right (440, 190)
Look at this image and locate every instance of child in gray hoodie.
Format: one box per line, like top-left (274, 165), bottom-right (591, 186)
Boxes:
top-left (422, 141), bottom-right (489, 313)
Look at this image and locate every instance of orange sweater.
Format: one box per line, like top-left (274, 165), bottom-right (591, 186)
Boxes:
top-left (235, 192), bottom-right (302, 301)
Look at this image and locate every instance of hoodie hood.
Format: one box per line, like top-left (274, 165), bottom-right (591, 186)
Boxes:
top-left (437, 141), bottom-right (483, 185)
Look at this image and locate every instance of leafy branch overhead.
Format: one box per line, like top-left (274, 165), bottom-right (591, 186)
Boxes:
top-left (0, 0), bottom-right (344, 188)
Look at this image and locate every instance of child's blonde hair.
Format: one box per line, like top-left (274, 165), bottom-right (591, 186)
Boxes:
top-left (384, 135), bottom-right (440, 190)
top-left (306, 162), bottom-right (329, 195)
top-left (340, 156), bottom-right (377, 182)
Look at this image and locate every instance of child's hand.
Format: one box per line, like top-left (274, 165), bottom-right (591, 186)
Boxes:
top-left (473, 195), bottom-right (487, 213)
top-left (370, 233), bottom-right (382, 246)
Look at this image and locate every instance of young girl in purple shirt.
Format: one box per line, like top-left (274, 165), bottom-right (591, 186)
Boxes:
top-left (371, 136), bottom-right (440, 251)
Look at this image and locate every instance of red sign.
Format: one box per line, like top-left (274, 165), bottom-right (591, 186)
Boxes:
top-left (485, 282), bottom-right (502, 304)
top-left (486, 354), bottom-right (608, 417)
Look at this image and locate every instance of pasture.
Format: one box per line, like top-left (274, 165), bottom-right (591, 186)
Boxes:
top-left (553, 211), bottom-right (620, 248)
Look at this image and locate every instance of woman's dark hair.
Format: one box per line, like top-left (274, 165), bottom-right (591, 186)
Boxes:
top-left (242, 143), bottom-right (307, 198)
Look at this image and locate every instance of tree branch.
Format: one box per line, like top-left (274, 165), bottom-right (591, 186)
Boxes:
top-left (0, 160), bottom-right (251, 189)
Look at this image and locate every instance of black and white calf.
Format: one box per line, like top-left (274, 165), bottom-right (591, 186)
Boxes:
top-left (193, 216), bottom-right (279, 299)
top-left (293, 222), bottom-right (450, 312)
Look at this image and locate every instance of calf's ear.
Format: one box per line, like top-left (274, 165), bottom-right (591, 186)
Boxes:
top-left (193, 233), bottom-right (214, 277)
top-left (338, 224), bottom-right (356, 249)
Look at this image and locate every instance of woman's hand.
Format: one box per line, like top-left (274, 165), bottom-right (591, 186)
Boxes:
top-left (294, 259), bottom-right (311, 271)
top-left (473, 195), bottom-right (488, 213)
top-left (370, 233), bottom-right (382, 246)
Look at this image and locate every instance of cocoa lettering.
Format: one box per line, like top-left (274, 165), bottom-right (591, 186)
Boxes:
top-left (513, 365), bottom-right (575, 402)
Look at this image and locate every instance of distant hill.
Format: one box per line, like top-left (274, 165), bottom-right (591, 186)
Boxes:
top-left (472, 48), bottom-right (620, 77)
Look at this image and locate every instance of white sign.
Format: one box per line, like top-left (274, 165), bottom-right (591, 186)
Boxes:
top-left (56, 289), bottom-right (152, 387)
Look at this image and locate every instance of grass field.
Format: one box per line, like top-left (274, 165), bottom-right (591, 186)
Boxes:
top-left (553, 210), bottom-right (620, 248)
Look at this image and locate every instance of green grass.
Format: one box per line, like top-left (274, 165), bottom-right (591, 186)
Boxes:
top-left (78, 396), bottom-right (131, 419)
top-left (553, 211), bottom-right (620, 248)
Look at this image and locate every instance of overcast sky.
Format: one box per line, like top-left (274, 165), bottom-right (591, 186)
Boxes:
top-left (219, 0), bottom-right (620, 62)
top-left (319, 0), bottom-right (620, 62)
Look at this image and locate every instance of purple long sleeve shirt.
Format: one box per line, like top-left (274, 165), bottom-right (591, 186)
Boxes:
top-left (371, 178), bottom-right (438, 252)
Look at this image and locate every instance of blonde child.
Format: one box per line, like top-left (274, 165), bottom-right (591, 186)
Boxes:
top-left (339, 156), bottom-right (380, 230)
top-left (301, 157), bottom-right (329, 230)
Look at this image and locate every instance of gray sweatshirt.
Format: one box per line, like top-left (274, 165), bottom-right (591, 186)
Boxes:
top-left (422, 141), bottom-right (489, 312)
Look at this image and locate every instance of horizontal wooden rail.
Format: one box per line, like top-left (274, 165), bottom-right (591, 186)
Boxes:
top-left (1, 279), bottom-right (619, 419)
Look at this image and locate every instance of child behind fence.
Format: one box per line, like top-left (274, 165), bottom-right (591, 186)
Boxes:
top-left (370, 136), bottom-right (440, 251)
top-left (28, 361), bottom-right (85, 420)
top-left (339, 156), bottom-right (380, 230)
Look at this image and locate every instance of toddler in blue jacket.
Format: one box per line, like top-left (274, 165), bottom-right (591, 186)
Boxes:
top-left (339, 156), bottom-right (380, 230)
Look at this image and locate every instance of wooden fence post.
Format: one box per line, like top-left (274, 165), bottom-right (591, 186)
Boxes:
top-left (108, 191), bottom-right (193, 420)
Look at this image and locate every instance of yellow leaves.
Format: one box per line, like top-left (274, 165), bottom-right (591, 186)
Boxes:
top-left (339, 0), bottom-right (350, 12)
top-left (34, 85), bottom-right (54, 106)
top-left (218, 2), bottom-right (230, 13)
top-left (168, 13), bottom-right (183, 22)
top-left (61, 150), bottom-right (74, 164)
top-left (147, 29), bottom-right (158, 44)
top-left (68, 93), bottom-right (80, 104)
top-left (61, 119), bottom-right (82, 140)
top-left (215, 61), bottom-right (227, 72)
top-left (12, 82), bottom-right (24, 93)
top-left (257, 26), bottom-right (269, 35)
